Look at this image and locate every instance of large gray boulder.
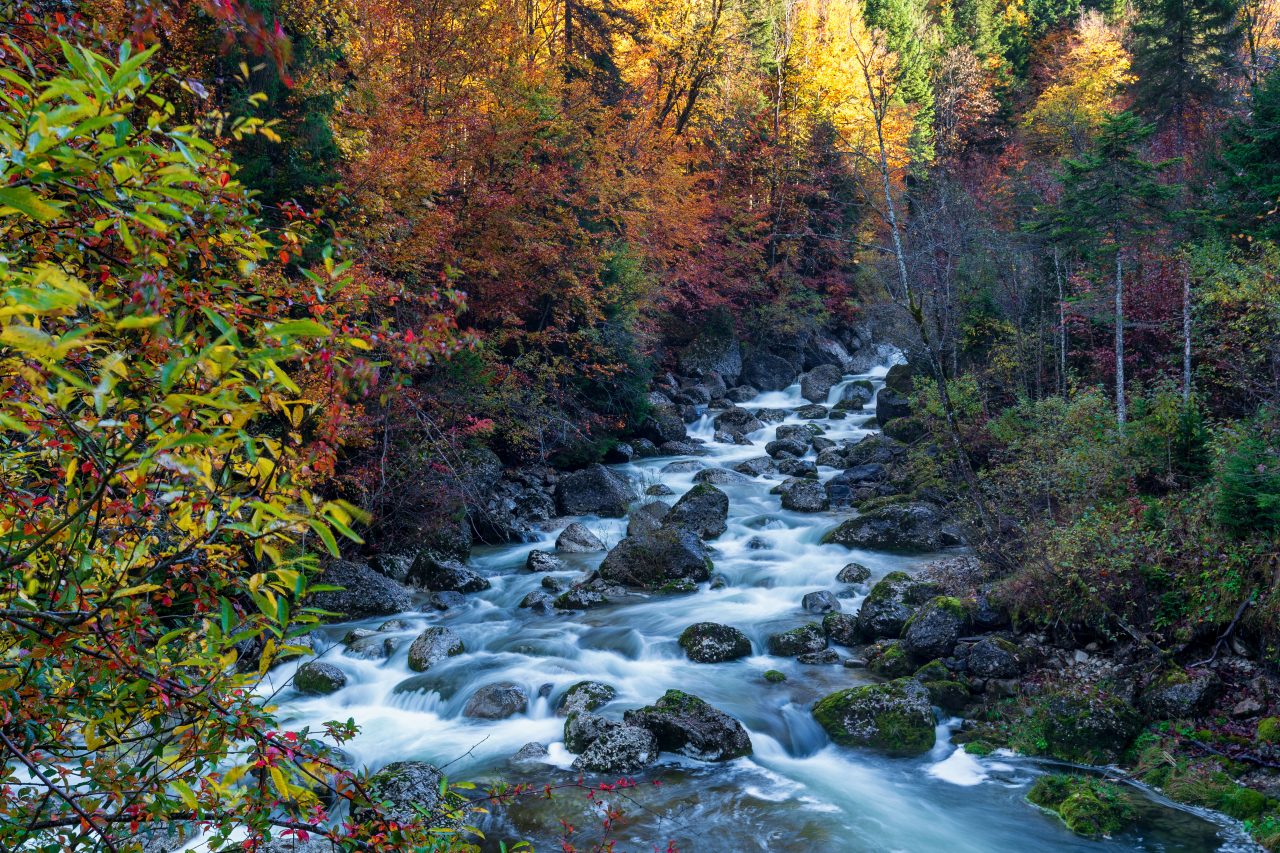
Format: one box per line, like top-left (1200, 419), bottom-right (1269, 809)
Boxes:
top-left (463, 682), bottom-right (529, 719)
top-left (800, 365), bottom-right (844, 404)
top-left (679, 623), bottom-right (752, 662)
top-left (767, 623), bottom-right (827, 656)
top-left (694, 467), bottom-right (753, 487)
top-left (556, 681), bottom-right (617, 716)
top-left (741, 351), bottom-right (797, 392)
top-left (308, 560), bottom-right (413, 619)
top-left (966, 637), bottom-right (1031, 679)
top-left (802, 591), bottom-right (841, 614)
top-left (294, 662), bottom-right (346, 695)
top-left (627, 500), bottom-right (672, 537)
top-left (714, 407), bottom-right (765, 438)
top-left (778, 477), bottom-right (829, 512)
top-left (734, 457), bottom-right (776, 477)
top-left (900, 597), bottom-right (968, 661)
top-left (555, 522), bottom-right (606, 553)
top-left (680, 324), bottom-right (743, 385)
top-left (407, 627), bottom-right (465, 672)
top-left (572, 724), bottom-right (659, 773)
top-left (876, 388), bottom-right (912, 424)
top-left (525, 550), bottom-right (564, 572)
top-left (641, 404), bottom-right (688, 445)
top-left (564, 711), bottom-right (619, 753)
top-left (406, 555), bottom-right (491, 593)
top-left (352, 761), bottom-right (457, 829)
top-left (822, 502), bottom-right (950, 553)
top-left (624, 690), bottom-right (752, 761)
top-left (598, 527), bottom-right (713, 590)
top-left (665, 484), bottom-right (729, 539)
top-left (554, 464), bottom-right (634, 517)
top-left (468, 469), bottom-right (556, 545)
top-left (1141, 670), bottom-right (1221, 719)
top-left (812, 678), bottom-right (935, 756)
top-left (855, 571), bottom-right (941, 641)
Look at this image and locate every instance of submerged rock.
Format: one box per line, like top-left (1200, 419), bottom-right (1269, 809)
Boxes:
top-left (510, 742), bottom-right (551, 767)
top-left (624, 690), bottom-right (752, 761)
top-left (519, 590), bottom-right (557, 614)
top-left (555, 522), bottom-right (606, 553)
top-left (463, 682), bottom-right (529, 720)
top-left (294, 662), bottom-right (347, 695)
top-left (812, 678), bottom-right (936, 756)
top-left (343, 629), bottom-right (395, 660)
top-left (802, 590), bottom-right (841, 614)
top-left (694, 467), bottom-right (753, 487)
top-left (407, 627), bottom-right (465, 672)
top-left (679, 622), bottom-right (752, 662)
top-left (525, 550), bottom-right (564, 572)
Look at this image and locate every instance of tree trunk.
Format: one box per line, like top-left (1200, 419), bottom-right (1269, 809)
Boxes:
top-left (1115, 250), bottom-right (1127, 425)
top-left (1054, 246), bottom-right (1067, 396)
top-left (1182, 259), bottom-right (1193, 402)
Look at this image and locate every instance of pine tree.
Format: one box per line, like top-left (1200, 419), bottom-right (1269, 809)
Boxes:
top-left (1130, 0), bottom-right (1242, 120)
top-left (1221, 66), bottom-right (1280, 240)
top-left (1046, 112), bottom-right (1178, 422)
top-left (864, 0), bottom-right (936, 166)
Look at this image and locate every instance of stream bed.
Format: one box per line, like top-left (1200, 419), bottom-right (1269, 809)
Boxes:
top-left (266, 363), bottom-right (1259, 852)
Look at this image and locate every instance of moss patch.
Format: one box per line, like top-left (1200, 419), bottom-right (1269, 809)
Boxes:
top-left (763, 669), bottom-right (786, 683)
top-left (1028, 774), bottom-right (1136, 838)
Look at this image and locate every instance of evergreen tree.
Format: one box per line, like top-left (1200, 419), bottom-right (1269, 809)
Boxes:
top-left (1046, 112), bottom-right (1178, 422)
top-left (865, 0), bottom-right (936, 166)
top-left (1130, 0), bottom-right (1242, 120)
top-left (1221, 66), bottom-right (1280, 240)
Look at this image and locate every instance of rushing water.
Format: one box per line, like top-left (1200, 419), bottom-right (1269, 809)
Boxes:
top-left (266, 362), bottom-right (1259, 853)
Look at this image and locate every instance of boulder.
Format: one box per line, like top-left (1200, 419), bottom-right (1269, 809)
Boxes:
top-left (624, 690), bottom-right (752, 761)
top-left (646, 483), bottom-right (676, 496)
top-left (966, 637), bottom-right (1030, 679)
top-left (554, 464), bottom-right (634, 517)
top-left (766, 623), bottom-right (827, 657)
top-left (352, 761), bottom-right (455, 829)
top-left (822, 612), bottom-right (861, 646)
top-left (839, 380), bottom-right (874, 409)
top-left (866, 641), bottom-right (914, 677)
top-left (369, 553), bottom-right (414, 584)
top-left (822, 502), bottom-right (950, 553)
top-left (883, 416), bottom-right (926, 443)
top-left (519, 590), bottom-right (557, 614)
top-left (694, 467), bottom-right (753, 487)
top-left (658, 440), bottom-right (709, 456)
top-left (555, 522), bottom-right (606, 553)
top-left (556, 681), bottom-right (617, 717)
top-left (343, 629), bottom-right (395, 660)
top-left (724, 386), bottom-right (759, 403)
top-left (854, 571), bottom-right (941, 641)
top-left (664, 484), bottom-right (729, 539)
top-left (875, 388), bottom-right (912, 424)
top-left (741, 351), bottom-right (797, 392)
top-left (468, 470), bottom-right (556, 545)
top-left (573, 724), bottom-right (659, 773)
top-left (641, 403), bottom-right (689, 445)
top-left (836, 562), bottom-right (872, 584)
top-left (525, 550), bottom-right (564, 572)
top-left (804, 335), bottom-right (853, 371)
top-left (766, 438), bottom-right (808, 459)
top-left (510, 742), bottom-right (551, 767)
top-left (811, 678), bottom-right (936, 756)
top-left (795, 404), bottom-right (829, 419)
top-left (900, 596), bottom-right (969, 662)
top-left (463, 682), bottom-right (529, 720)
top-left (844, 434), bottom-right (907, 467)
top-left (406, 555), bottom-right (491, 594)
top-left (714, 408), bottom-right (765, 438)
top-left (308, 560), bottom-right (412, 619)
top-left (294, 662), bottom-right (347, 695)
top-left (802, 590), bottom-right (841, 614)
top-left (753, 407), bottom-right (788, 423)
top-left (679, 623), bottom-right (752, 662)
top-left (680, 324), bottom-right (743, 385)
top-left (1036, 687), bottom-right (1143, 763)
top-left (778, 478), bottom-right (829, 512)
top-left (661, 460), bottom-right (707, 474)
top-left (598, 527), bottom-right (713, 590)
top-left (627, 500), bottom-right (671, 537)
top-left (734, 457), bottom-right (776, 477)
top-left (554, 586), bottom-right (610, 609)
top-left (777, 458), bottom-right (818, 479)
top-left (407, 627), bottom-right (465, 672)
top-left (564, 711), bottom-right (619, 753)
top-left (883, 363), bottom-right (914, 395)
top-left (1141, 669), bottom-right (1221, 719)
top-left (428, 591), bottom-right (466, 610)
top-left (800, 365), bottom-right (844, 404)
top-left (798, 649), bottom-right (842, 665)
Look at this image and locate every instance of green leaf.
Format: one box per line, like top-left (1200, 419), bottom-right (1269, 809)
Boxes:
top-left (0, 187), bottom-right (63, 222)
top-left (269, 319), bottom-right (332, 338)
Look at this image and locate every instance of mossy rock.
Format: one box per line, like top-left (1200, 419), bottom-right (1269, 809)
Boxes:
top-left (963, 741), bottom-right (994, 757)
top-left (679, 622), bottom-right (752, 662)
top-left (1028, 774), bottom-right (1136, 838)
top-left (1258, 717), bottom-right (1280, 744)
top-left (866, 641), bottom-right (914, 678)
top-left (914, 659), bottom-right (951, 682)
top-left (923, 680), bottom-right (971, 714)
top-left (294, 661), bottom-right (347, 695)
top-left (812, 677), bottom-right (936, 756)
top-left (763, 669), bottom-right (787, 683)
top-left (767, 623), bottom-right (827, 657)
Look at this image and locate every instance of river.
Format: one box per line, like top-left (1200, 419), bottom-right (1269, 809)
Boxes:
top-left (266, 361), bottom-right (1258, 852)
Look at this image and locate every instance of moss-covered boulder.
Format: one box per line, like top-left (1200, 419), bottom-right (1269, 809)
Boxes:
top-left (836, 562), bottom-right (872, 584)
top-left (764, 669), bottom-right (787, 683)
top-left (966, 637), bottom-right (1031, 679)
top-left (1139, 668), bottom-right (1221, 719)
top-left (854, 571), bottom-right (941, 641)
top-left (294, 661), bottom-right (347, 695)
top-left (865, 641), bottom-right (914, 678)
top-left (1027, 774), bottom-right (1136, 838)
top-left (407, 627), bottom-right (465, 672)
top-left (679, 622), bottom-right (752, 662)
top-left (664, 483), bottom-right (729, 540)
top-left (624, 690), bottom-right (752, 761)
top-left (822, 612), bottom-right (861, 646)
top-left (822, 502), bottom-right (950, 553)
top-left (1257, 717), bottom-right (1280, 743)
top-left (555, 681), bottom-right (617, 717)
top-left (922, 680), bottom-right (971, 714)
top-left (812, 678), bottom-right (936, 756)
top-left (901, 596), bottom-right (969, 662)
top-left (598, 526), bottom-right (713, 589)
top-left (766, 623), bottom-right (827, 657)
